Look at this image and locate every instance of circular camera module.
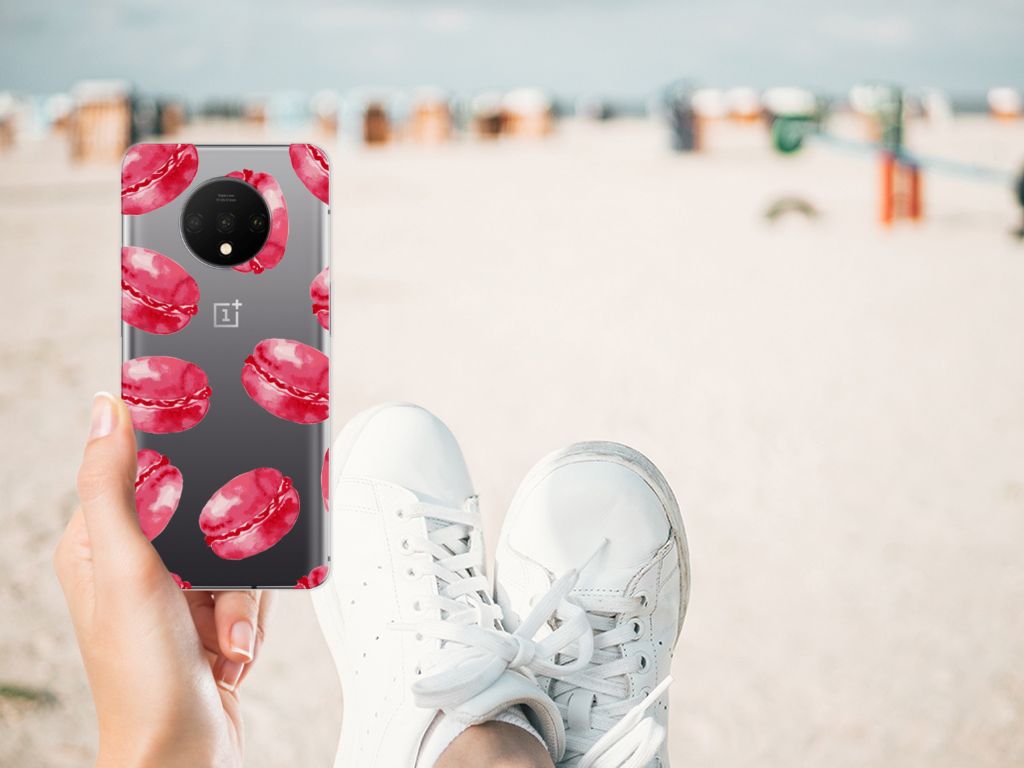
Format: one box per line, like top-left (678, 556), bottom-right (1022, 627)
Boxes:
top-left (184, 213), bottom-right (204, 233)
top-left (179, 177), bottom-right (271, 268)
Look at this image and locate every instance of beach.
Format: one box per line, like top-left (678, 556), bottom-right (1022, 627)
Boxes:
top-left (1, 115), bottom-right (1023, 766)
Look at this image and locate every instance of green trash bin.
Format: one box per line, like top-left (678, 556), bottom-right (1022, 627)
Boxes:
top-left (771, 115), bottom-right (814, 154)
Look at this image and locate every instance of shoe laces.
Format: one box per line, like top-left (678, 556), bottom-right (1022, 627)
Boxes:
top-left (568, 677), bottom-right (671, 768)
top-left (543, 546), bottom-right (672, 767)
top-left (390, 498), bottom-right (596, 714)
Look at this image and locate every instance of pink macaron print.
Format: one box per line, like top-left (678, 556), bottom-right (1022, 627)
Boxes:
top-left (121, 246), bottom-right (200, 335)
top-left (122, 356), bottom-right (212, 434)
top-left (289, 144), bottom-right (330, 205)
top-left (199, 468), bottom-right (301, 560)
top-left (295, 565), bottom-right (329, 589)
top-left (134, 449), bottom-right (183, 540)
top-left (170, 573), bottom-right (191, 590)
top-left (310, 266), bottom-right (329, 330)
top-left (122, 144), bottom-right (199, 215)
top-left (241, 338), bottom-right (328, 424)
top-left (227, 169), bottom-right (289, 274)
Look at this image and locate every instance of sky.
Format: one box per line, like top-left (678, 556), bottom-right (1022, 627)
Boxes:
top-left (1, 0), bottom-right (1022, 100)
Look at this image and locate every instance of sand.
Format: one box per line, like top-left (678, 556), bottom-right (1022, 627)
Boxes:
top-left (1, 115), bottom-right (1023, 767)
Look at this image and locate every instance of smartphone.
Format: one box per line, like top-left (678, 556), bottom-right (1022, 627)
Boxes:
top-left (121, 143), bottom-right (331, 589)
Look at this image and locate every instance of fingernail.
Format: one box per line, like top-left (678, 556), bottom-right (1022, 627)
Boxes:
top-left (216, 657), bottom-right (245, 692)
top-left (88, 392), bottom-right (117, 441)
top-left (229, 621), bottom-right (255, 660)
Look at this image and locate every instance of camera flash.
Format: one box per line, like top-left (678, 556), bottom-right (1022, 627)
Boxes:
top-left (220, 242), bottom-right (232, 256)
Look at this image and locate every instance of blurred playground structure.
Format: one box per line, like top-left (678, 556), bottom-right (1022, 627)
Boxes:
top-left (0, 79), bottom-right (1022, 233)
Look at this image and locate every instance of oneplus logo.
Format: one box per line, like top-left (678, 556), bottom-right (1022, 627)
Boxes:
top-left (213, 300), bottom-right (243, 328)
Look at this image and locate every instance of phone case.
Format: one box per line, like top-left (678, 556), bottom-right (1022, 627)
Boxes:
top-left (121, 143), bottom-right (331, 589)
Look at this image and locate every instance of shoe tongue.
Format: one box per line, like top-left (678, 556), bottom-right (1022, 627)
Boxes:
top-left (421, 494), bottom-right (475, 552)
top-left (424, 516), bottom-right (459, 535)
top-left (559, 588), bottom-right (635, 716)
top-left (422, 515), bottom-right (484, 618)
top-left (445, 670), bottom-right (566, 761)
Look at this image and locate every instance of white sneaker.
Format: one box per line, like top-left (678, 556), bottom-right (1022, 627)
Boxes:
top-left (313, 404), bottom-right (593, 767)
top-left (495, 442), bottom-right (691, 768)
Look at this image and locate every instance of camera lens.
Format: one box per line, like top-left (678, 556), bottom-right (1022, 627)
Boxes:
top-left (216, 212), bottom-right (236, 234)
top-left (180, 176), bottom-right (271, 268)
top-left (184, 213), bottom-right (204, 233)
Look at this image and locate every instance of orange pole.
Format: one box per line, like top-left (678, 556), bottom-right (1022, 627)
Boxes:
top-left (908, 163), bottom-right (923, 221)
top-left (879, 152), bottom-right (895, 226)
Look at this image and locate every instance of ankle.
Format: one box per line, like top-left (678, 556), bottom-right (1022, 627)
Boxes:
top-left (435, 721), bottom-right (554, 768)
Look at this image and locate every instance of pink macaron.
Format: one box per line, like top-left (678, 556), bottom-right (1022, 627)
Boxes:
top-left (121, 246), bottom-right (200, 335)
top-left (227, 169), bottom-right (289, 274)
top-left (170, 573), bottom-right (191, 589)
top-left (122, 356), bottom-right (212, 434)
top-left (295, 565), bottom-right (329, 589)
top-left (310, 266), bottom-right (329, 330)
top-left (200, 467), bottom-right (301, 560)
top-left (134, 449), bottom-right (183, 540)
top-left (121, 144), bottom-right (199, 215)
top-left (289, 143), bottom-right (330, 204)
top-left (241, 338), bottom-right (328, 424)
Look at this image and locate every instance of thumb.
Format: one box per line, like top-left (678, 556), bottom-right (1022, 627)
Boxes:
top-left (76, 392), bottom-right (150, 571)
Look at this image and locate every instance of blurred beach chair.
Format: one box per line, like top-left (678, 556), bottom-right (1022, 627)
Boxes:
top-left (45, 93), bottom-right (74, 137)
top-left (501, 88), bottom-right (553, 138)
top-left (311, 91), bottom-right (339, 140)
top-left (470, 92), bottom-right (504, 139)
top-left (409, 88), bottom-right (451, 145)
top-left (160, 102), bottom-right (186, 136)
top-left (244, 101), bottom-right (267, 129)
top-left (691, 88), bottom-right (728, 123)
top-left (363, 102), bottom-right (391, 145)
top-left (69, 80), bottom-right (131, 163)
top-left (662, 81), bottom-right (700, 152)
top-left (0, 92), bottom-right (16, 152)
top-left (988, 87), bottom-right (1022, 121)
top-left (691, 88), bottom-right (729, 148)
top-left (726, 87), bottom-right (762, 123)
top-left (129, 96), bottom-right (186, 142)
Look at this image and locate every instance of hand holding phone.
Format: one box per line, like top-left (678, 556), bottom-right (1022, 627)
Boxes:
top-left (54, 393), bottom-right (271, 768)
